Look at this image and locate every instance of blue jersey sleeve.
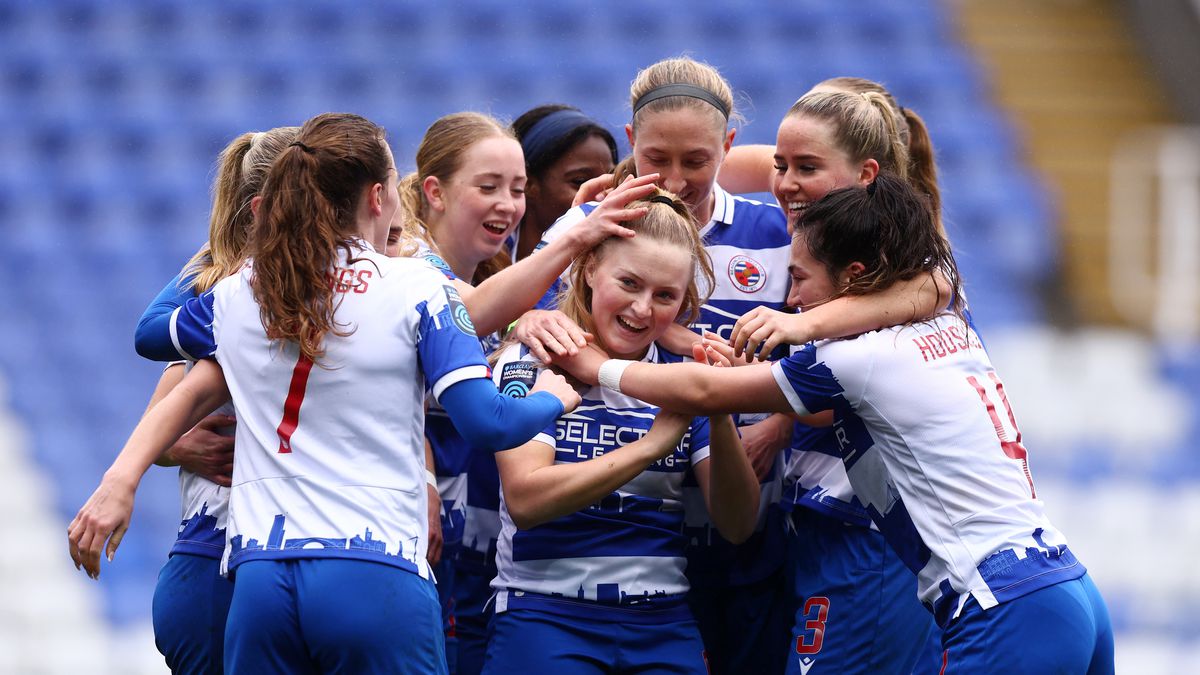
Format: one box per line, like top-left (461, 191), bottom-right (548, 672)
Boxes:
top-left (134, 272), bottom-right (194, 360)
top-left (686, 415), bottom-right (712, 464)
top-left (771, 344), bottom-right (843, 416)
top-left (417, 284), bottom-right (492, 399)
top-left (150, 291), bottom-right (218, 361)
top-left (438, 379), bottom-right (564, 452)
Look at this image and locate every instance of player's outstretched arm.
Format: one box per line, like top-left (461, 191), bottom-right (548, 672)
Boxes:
top-left (554, 345), bottom-right (791, 417)
top-left (424, 438), bottom-right (443, 566)
top-left (495, 409), bottom-right (692, 530)
top-left (143, 363), bottom-right (236, 486)
top-left (68, 359), bottom-right (230, 579)
top-left (438, 370), bottom-right (580, 453)
top-left (731, 271), bottom-right (951, 360)
top-left (461, 174), bottom-right (660, 336)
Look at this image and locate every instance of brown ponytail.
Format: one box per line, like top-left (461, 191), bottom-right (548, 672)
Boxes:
top-left (250, 113), bottom-right (391, 363)
top-left (900, 107), bottom-right (943, 237)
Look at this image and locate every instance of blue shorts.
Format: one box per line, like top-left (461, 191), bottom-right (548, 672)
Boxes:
top-left (224, 559), bottom-right (446, 675)
top-left (940, 573), bottom-right (1113, 674)
top-left (687, 566), bottom-right (791, 675)
top-left (433, 551), bottom-right (459, 674)
top-left (785, 509), bottom-right (936, 674)
top-left (453, 562), bottom-right (496, 675)
top-left (151, 553), bottom-right (234, 675)
top-left (483, 596), bottom-right (707, 674)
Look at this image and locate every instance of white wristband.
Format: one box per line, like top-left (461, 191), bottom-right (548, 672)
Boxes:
top-left (425, 470), bottom-right (438, 489)
top-left (597, 359), bottom-right (635, 393)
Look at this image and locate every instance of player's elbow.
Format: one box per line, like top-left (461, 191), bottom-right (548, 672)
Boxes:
top-left (504, 497), bottom-right (546, 531)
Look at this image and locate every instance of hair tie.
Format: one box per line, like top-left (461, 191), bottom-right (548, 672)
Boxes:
top-left (289, 141), bottom-right (314, 154)
top-left (866, 180), bottom-right (878, 196)
top-left (521, 109), bottom-right (602, 172)
top-left (633, 83), bottom-right (730, 120)
top-left (649, 195), bottom-right (677, 207)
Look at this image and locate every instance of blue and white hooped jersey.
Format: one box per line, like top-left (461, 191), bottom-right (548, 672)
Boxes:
top-left (780, 338), bottom-right (872, 528)
top-left (490, 342), bottom-right (712, 611)
top-left (162, 242), bottom-right (492, 579)
top-left (538, 184), bottom-right (791, 554)
top-left (771, 313), bottom-right (1085, 626)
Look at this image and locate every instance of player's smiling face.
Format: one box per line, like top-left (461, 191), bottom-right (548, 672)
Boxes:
top-left (772, 114), bottom-right (877, 233)
top-left (628, 106), bottom-right (733, 225)
top-left (585, 236), bottom-right (691, 360)
top-left (786, 232), bottom-right (862, 311)
top-left (432, 136), bottom-right (526, 275)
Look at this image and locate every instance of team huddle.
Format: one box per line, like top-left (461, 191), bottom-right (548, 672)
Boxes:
top-left (66, 57), bottom-right (1114, 674)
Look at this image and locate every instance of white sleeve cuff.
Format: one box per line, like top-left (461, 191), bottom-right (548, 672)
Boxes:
top-left (430, 365), bottom-right (492, 401)
top-left (771, 361), bottom-right (811, 416)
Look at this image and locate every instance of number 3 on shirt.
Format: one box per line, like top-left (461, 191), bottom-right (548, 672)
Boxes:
top-left (277, 354), bottom-right (315, 453)
top-left (795, 596), bottom-right (829, 655)
top-left (968, 372), bottom-right (1035, 497)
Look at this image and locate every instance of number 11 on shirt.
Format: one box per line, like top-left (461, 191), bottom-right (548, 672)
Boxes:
top-left (968, 372), bottom-right (1035, 497)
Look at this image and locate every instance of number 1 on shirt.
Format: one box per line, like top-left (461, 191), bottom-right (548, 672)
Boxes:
top-left (277, 354), bottom-right (315, 453)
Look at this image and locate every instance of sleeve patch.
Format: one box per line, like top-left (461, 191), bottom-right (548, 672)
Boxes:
top-left (442, 285), bottom-right (476, 336)
top-left (498, 360), bottom-right (539, 398)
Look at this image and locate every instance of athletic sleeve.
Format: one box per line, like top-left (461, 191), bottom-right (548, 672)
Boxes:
top-left (685, 415), bottom-right (712, 465)
top-left (134, 272), bottom-right (195, 360)
top-left (771, 344), bottom-right (844, 417)
top-left (413, 241), bottom-right (457, 281)
top-left (494, 345), bottom-right (560, 446)
top-left (438, 379), bottom-right (564, 452)
top-left (169, 292), bottom-right (218, 360)
top-left (135, 283), bottom-right (217, 362)
top-left (416, 283), bottom-right (492, 399)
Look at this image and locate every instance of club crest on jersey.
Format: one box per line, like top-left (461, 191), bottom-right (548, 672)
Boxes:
top-left (442, 285), bottom-right (476, 335)
top-left (499, 361), bottom-right (538, 398)
top-left (728, 255), bottom-right (766, 293)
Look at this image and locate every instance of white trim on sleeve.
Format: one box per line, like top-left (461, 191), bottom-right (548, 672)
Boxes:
top-left (771, 361), bottom-right (811, 416)
top-left (169, 307), bottom-right (197, 361)
top-left (430, 365), bottom-right (492, 401)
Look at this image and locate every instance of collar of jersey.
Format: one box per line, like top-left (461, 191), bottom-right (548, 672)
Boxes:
top-left (698, 183), bottom-right (734, 239)
top-left (349, 236), bottom-right (377, 254)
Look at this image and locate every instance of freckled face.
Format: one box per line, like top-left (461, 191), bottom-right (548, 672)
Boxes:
top-left (432, 136), bottom-right (527, 269)
top-left (585, 237), bottom-right (692, 360)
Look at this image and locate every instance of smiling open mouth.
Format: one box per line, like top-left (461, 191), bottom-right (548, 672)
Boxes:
top-left (616, 316), bottom-right (647, 333)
